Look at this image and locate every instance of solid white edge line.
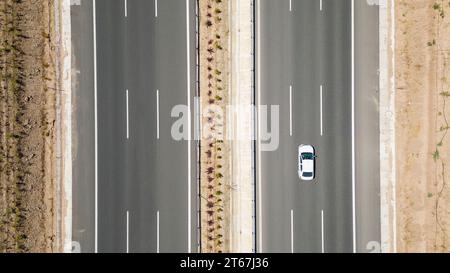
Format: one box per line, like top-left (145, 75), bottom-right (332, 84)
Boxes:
top-left (321, 210), bottom-right (324, 253)
top-left (157, 90), bottom-right (160, 139)
top-left (257, 0), bottom-right (263, 253)
top-left (290, 85), bottom-right (293, 136)
top-left (125, 0), bottom-right (127, 17)
top-left (291, 210), bottom-right (294, 253)
top-left (186, 0), bottom-right (192, 254)
top-left (126, 211), bottom-right (129, 253)
top-left (155, 0), bottom-right (158, 18)
top-left (61, 0), bottom-right (73, 253)
top-left (351, 0), bottom-right (357, 253)
top-left (126, 89), bottom-right (129, 140)
top-left (320, 85), bottom-right (323, 136)
top-left (157, 211), bottom-right (160, 253)
top-left (93, 0), bottom-right (98, 254)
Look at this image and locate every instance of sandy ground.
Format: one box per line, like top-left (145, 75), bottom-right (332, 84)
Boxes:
top-left (395, 0), bottom-right (450, 252)
top-left (199, 0), bottom-right (232, 253)
top-left (0, 0), bottom-right (57, 252)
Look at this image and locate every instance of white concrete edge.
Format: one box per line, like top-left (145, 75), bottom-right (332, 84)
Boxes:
top-left (230, 0), bottom-right (239, 253)
top-left (256, 0), bottom-right (262, 253)
top-left (59, 0), bottom-right (73, 253)
top-left (379, 0), bottom-right (396, 253)
top-left (229, 0), bottom-right (254, 253)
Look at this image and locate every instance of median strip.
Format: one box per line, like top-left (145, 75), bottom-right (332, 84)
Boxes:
top-left (199, 0), bottom-right (231, 253)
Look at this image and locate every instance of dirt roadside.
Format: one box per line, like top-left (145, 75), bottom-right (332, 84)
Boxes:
top-left (395, 0), bottom-right (450, 252)
top-left (0, 0), bottom-right (59, 252)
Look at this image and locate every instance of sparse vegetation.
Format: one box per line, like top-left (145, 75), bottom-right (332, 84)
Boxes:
top-left (200, 0), bottom-right (229, 253)
top-left (432, 0), bottom-right (450, 250)
top-left (0, 0), bottom-right (56, 252)
top-left (395, 0), bottom-right (450, 252)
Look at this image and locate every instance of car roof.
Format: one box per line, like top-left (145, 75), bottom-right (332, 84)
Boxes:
top-left (303, 160), bottom-right (314, 172)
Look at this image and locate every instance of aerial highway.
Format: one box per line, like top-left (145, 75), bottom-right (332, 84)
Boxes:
top-left (71, 0), bottom-right (381, 253)
top-left (256, 0), bottom-right (381, 253)
top-left (71, 0), bottom-right (197, 253)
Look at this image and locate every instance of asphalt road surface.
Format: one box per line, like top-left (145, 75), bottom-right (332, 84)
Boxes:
top-left (71, 0), bottom-right (95, 252)
top-left (256, 0), bottom-right (381, 253)
top-left (71, 0), bottom-right (197, 253)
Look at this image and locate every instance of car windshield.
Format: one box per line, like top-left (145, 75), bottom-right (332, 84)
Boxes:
top-left (302, 153), bottom-right (314, 160)
top-left (303, 172), bottom-right (313, 177)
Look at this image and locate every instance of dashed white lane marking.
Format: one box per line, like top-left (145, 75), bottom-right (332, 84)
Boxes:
top-left (126, 89), bottom-right (129, 140)
top-left (157, 211), bottom-right (160, 253)
top-left (320, 85), bottom-right (323, 136)
top-left (321, 210), bottom-right (325, 253)
top-left (125, 0), bottom-right (127, 17)
top-left (290, 85), bottom-right (293, 136)
top-left (291, 210), bottom-right (294, 253)
top-left (126, 211), bottom-right (130, 253)
top-left (157, 90), bottom-right (160, 139)
top-left (289, 0), bottom-right (292, 12)
top-left (155, 0), bottom-right (158, 18)
top-left (320, 0), bottom-right (323, 11)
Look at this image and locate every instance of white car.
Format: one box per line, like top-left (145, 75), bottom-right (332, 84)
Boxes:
top-left (298, 145), bottom-right (316, 181)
